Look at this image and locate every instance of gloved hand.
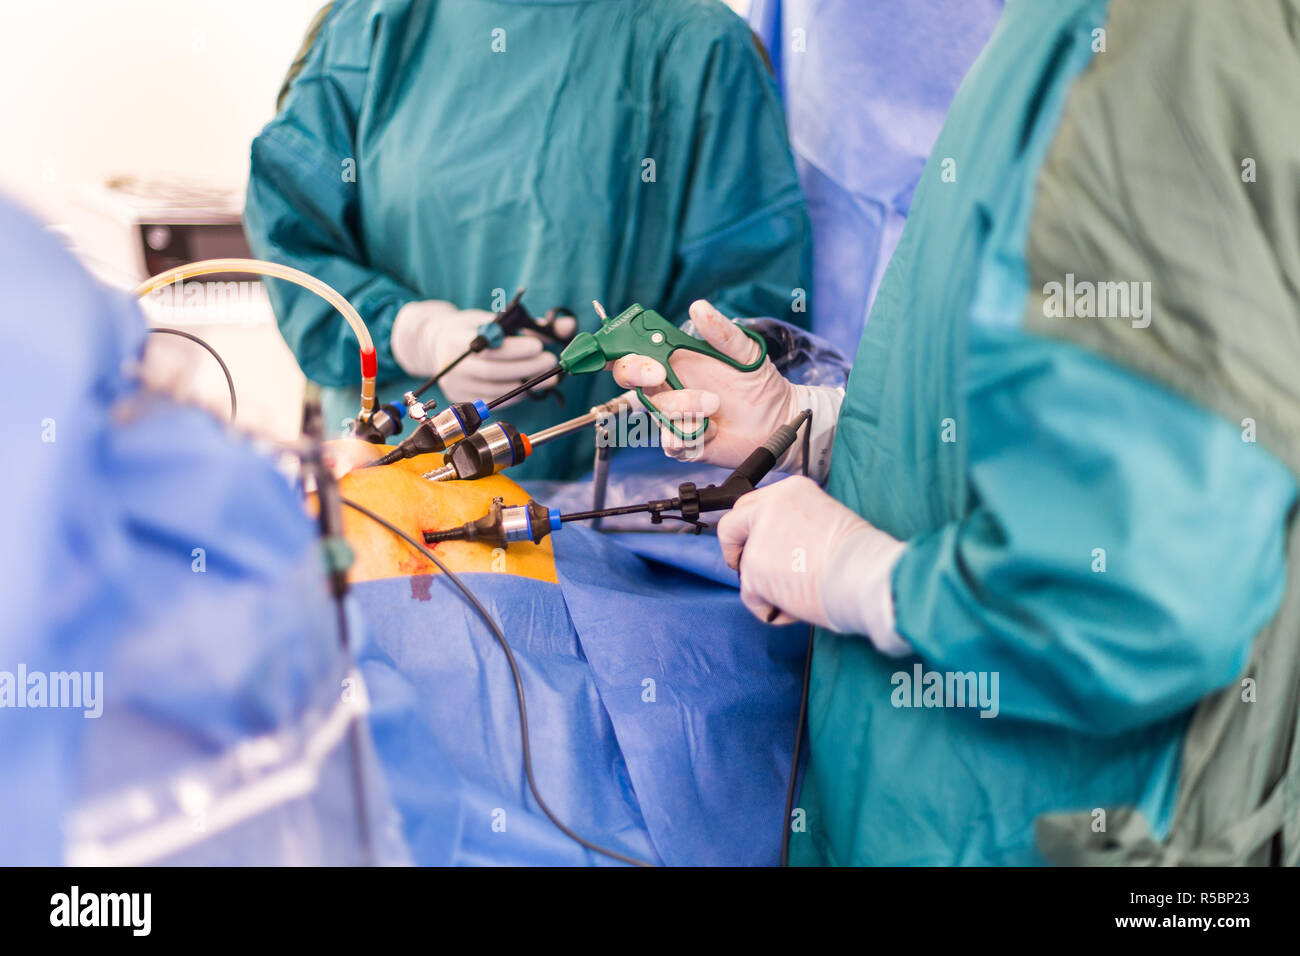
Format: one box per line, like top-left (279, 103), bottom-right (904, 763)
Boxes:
top-left (717, 476), bottom-right (910, 655)
top-left (611, 300), bottom-right (842, 480)
top-left (390, 300), bottom-right (558, 407)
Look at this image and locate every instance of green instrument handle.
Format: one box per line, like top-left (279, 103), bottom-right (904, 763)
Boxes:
top-left (558, 304), bottom-right (768, 441)
top-left (623, 307), bottom-right (767, 441)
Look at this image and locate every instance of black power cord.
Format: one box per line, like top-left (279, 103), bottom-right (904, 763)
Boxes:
top-left (339, 496), bottom-right (656, 867)
top-left (782, 411), bottom-right (816, 867)
top-left (147, 327), bottom-right (238, 422)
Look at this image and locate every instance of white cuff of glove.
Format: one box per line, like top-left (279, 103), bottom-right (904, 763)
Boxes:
top-left (777, 384), bottom-right (844, 484)
top-left (820, 525), bottom-right (911, 656)
top-left (390, 300), bottom-right (458, 378)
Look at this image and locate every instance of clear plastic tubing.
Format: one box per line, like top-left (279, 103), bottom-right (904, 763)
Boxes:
top-left (134, 258), bottom-right (377, 415)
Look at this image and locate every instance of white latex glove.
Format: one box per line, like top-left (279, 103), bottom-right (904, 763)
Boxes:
top-left (610, 300), bottom-right (842, 481)
top-left (390, 300), bottom-right (559, 407)
top-left (717, 476), bottom-right (911, 655)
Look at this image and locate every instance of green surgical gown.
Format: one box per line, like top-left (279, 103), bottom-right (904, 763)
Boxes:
top-left (244, 0), bottom-right (811, 479)
top-left (794, 0), bottom-right (1300, 865)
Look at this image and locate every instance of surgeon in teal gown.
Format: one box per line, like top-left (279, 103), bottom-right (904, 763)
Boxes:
top-left (244, 0), bottom-right (812, 479)
top-left (613, 0), bottom-right (1300, 865)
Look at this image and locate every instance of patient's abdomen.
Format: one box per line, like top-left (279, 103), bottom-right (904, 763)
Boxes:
top-left (323, 440), bottom-right (558, 585)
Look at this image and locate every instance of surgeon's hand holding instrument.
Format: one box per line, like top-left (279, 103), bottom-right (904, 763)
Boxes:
top-left (717, 473), bottom-right (905, 635)
top-left (390, 290), bottom-right (576, 412)
top-left (385, 299), bottom-right (786, 473)
top-left (480, 300), bottom-right (770, 443)
top-left (406, 288), bottom-right (576, 399)
top-left (611, 300), bottom-right (844, 482)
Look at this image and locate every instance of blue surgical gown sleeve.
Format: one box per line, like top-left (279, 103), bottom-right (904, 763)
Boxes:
top-left (890, 332), bottom-right (1298, 735)
top-left (0, 197), bottom-right (347, 863)
top-left (655, 16), bottom-right (812, 325)
top-left (244, 5), bottom-right (418, 388)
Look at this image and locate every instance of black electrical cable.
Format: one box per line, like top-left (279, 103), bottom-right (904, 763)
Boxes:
top-left (339, 496), bottom-right (656, 867)
top-left (781, 410), bottom-right (816, 867)
top-left (147, 327), bottom-right (238, 422)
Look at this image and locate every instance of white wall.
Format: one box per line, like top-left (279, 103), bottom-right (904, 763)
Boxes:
top-left (0, 2), bottom-right (327, 439)
top-left (0, 0), bottom-right (328, 222)
top-left (0, 0), bottom-right (752, 222)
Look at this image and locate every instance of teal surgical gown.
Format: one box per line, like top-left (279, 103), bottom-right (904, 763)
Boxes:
top-left (793, 0), bottom-right (1300, 865)
top-left (244, 0), bottom-right (812, 479)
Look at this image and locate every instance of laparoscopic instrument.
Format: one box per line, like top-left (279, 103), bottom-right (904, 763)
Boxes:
top-left (409, 287), bottom-right (575, 401)
top-left (484, 302), bottom-right (768, 441)
top-left (423, 409), bottom-right (812, 549)
top-left (358, 289), bottom-right (577, 452)
top-left (419, 391), bottom-right (639, 483)
top-left (364, 299), bottom-right (764, 464)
